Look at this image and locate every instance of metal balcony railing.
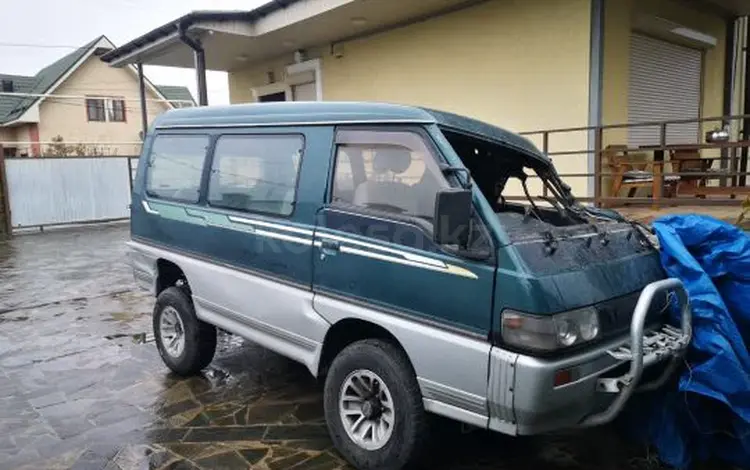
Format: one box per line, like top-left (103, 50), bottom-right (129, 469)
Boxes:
top-left (518, 114), bottom-right (750, 208)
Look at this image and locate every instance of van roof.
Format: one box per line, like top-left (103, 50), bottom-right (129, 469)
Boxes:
top-left (153, 101), bottom-right (546, 160)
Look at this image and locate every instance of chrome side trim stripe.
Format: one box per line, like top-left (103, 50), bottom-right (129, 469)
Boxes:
top-left (339, 245), bottom-right (477, 279)
top-left (315, 231), bottom-right (437, 264)
top-left (228, 215), bottom-right (314, 236)
top-left (317, 232), bottom-right (478, 280)
top-left (255, 228), bottom-right (313, 246)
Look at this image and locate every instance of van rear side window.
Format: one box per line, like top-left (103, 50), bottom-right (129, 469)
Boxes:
top-left (207, 135), bottom-right (304, 216)
top-left (146, 135), bottom-right (209, 203)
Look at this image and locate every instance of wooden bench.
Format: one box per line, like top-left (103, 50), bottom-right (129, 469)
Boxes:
top-left (604, 145), bottom-right (679, 207)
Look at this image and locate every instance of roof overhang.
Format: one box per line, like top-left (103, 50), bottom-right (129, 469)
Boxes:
top-left (101, 0), bottom-right (750, 72)
top-left (700, 0), bottom-right (750, 16)
top-left (101, 0), bottom-right (488, 71)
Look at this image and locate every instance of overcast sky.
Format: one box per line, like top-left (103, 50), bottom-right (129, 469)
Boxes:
top-left (0, 0), bottom-right (269, 105)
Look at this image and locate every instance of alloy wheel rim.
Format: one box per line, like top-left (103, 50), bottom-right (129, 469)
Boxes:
top-left (338, 369), bottom-right (395, 450)
top-left (159, 306), bottom-right (185, 358)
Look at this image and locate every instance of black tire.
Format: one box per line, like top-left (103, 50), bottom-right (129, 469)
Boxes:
top-left (324, 339), bottom-right (428, 470)
top-left (153, 286), bottom-right (216, 376)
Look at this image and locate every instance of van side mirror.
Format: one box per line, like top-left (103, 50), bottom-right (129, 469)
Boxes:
top-left (434, 188), bottom-right (472, 248)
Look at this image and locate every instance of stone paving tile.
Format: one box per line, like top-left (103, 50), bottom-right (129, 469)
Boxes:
top-left (195, 450), bottom-right (250, 469)
top-left (264, 424), bottom-right (330, 442)
top-left (238, 447), bottom-right (268, 465)
top-left (0, 225), bottom-right (701, 470)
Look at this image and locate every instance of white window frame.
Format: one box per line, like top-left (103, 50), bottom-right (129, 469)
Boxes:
top-left (286, 59), bottom-right (323, 101)
top-left (85, 96), bottom-right (126, 122)
top-left (250, 58), bottom-right (324, 103)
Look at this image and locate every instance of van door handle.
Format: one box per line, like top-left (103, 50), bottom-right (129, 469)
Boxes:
top-left (320, 239), bottom-right (340, 258)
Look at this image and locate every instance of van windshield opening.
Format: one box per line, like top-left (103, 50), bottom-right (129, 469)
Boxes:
top-left (441, 129), bottom-right (593, 229)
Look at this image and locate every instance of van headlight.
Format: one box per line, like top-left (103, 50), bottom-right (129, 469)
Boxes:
top-left (501, 307), bottom-right (600, 352)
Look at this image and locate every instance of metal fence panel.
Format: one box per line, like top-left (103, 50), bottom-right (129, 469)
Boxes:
top-left (6, 157), bottom-right (132, 228)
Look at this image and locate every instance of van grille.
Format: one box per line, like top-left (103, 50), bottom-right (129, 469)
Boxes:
top-left (596, 290), bottom-right (667, 338)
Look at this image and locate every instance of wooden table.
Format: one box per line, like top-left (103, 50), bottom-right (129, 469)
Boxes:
top-left (639, 141), bottom-right (750, 200)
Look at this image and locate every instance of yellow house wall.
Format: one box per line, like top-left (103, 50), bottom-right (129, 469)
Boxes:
top-left (38, 55), bottom-right (171, 156)
top-left (228, 0), bottom-right (594, 196)
top-left (602, 0), bottom-right (727, 140)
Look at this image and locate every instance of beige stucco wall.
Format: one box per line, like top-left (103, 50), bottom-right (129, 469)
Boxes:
top-left (0, 126), bottom-right (16, 144)
top-left (229, 0), bottom-right (594, 196)
top-left (602, 0), bottom-right (727, 140)
top-left (37, 55), bottom-right (171, 156)
top-left (0, 125), bottom-right (34, 156)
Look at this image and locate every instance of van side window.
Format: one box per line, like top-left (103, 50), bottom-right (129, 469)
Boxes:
top-left (146, 135), bottom-right (209, 203)
top-left (332, 131), bottom-right (446, 221)
top-left (208, 134), bottom-right (303, 216)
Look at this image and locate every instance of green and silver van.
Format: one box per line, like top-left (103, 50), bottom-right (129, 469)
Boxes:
top-left (129, 102), bottom-right (691, 470)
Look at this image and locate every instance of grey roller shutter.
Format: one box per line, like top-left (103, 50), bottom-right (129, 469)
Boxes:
top-left (628, 34), bottom-right (702, 146)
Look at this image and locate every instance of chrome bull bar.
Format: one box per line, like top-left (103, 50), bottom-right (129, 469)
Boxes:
top-left (579, 278), bottom-right (692, 427)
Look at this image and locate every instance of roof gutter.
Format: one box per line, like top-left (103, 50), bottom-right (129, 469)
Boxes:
top-left (178, 24), bottom-right (208, 106)
top-left (100, 1), bottom-right (303, 66)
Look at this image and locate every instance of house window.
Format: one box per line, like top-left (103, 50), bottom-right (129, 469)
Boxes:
top-left (3, 147), bottom-right (18, 157)
top-left (86, 98), bottom-right (106, 122)
top-left (85, 97), bottom-right (126, 122)
top-left (109, 99), bottom-right (126, 122)
top-left (1, 80), bottom-right (13, 92)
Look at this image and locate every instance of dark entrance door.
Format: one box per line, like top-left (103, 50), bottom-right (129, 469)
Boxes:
top-left (259, 92), bottom-right (286, 102)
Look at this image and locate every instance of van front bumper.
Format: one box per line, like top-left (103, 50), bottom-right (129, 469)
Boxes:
top-left (491, 278), bottom-right (692, 435)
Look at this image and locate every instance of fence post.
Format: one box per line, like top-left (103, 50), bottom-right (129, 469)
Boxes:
top-left (658, 122), bottom-right (667, 162)
top-left (0, 150), bottom-right (11, 239)
top-left (126, 157), bottom-right (134, 195)
top-left (594, 126), bottom-right (603, 207)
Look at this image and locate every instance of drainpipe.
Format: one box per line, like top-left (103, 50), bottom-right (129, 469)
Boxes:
top-left (742, 17), bottom-right (750, 186)
top-left (178, 24), bottom-right (209, 106)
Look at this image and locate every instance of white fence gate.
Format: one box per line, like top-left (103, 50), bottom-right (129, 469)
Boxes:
top-left (5, 157), bottom-right (138, 229)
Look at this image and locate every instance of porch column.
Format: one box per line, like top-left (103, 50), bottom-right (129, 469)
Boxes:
top-left (587, 0), bottom-right (604, 203)
top-left (194, 48), bottom-right (208, 106)
top-left (137, 62), bottom-right (148, 140)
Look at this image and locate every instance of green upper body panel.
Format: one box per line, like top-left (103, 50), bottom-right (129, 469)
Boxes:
top-left (152, 101), bottom-right (550, 166)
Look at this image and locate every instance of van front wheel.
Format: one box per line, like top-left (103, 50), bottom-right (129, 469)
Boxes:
top-left (324, 339), bottom-right (427, 470)
top-left (153, 286), bottom-right (216, 376)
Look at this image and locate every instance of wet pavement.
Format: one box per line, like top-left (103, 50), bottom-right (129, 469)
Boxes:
top-left (0, 224), bottom-right (696, 470)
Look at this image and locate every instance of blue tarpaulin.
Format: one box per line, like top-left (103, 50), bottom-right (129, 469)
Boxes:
top-left (625, 215), bottom-right (750, 469)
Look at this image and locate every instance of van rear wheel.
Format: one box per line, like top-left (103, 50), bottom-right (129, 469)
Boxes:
top-left (153, 286), bottom-right (216, 376)
top-left (323, 339), bottom-right (427, 470)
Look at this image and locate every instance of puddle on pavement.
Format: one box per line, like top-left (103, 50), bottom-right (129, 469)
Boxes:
top-left (104, 332), bottom-right (154, 344)
top-left (0, 315), bottom-right (29, 324)
top-left (106, 311), bottom-right (146, 323)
